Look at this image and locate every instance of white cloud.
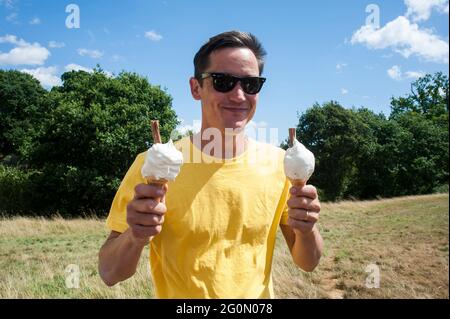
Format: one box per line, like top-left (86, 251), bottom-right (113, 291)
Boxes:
top-left (387, 65), bottom-right (402, 81)
top-left (341, 88), bottom-right (349, 95)
top-left (65, 63), bottom-right (113, 78)
top-left (351, 16), bottom-right (449, 64)
top-left (6, 12), bottom-right (17, 22)
top-left (387, 65), bottom-right (425, 81)
top-left (21, 66), bottom-right (61, 88)
top-left (405, 0), bottom-right (449, 22)
top-left (48, 41), bottom-right (65, 48)
top-left (0, 34), bottom-right (50, 65)
top-left (77, 48), bottom-right (103, 59)
top-left (336, 63), bottom-right (347, 71)
top-left (65, 63), bottom-right (93, 73)
top-left (404, 70), bottom-right (426, 79)
top-left (0, 34), bottom-right (27, 46)
top-left (144, 30), bottom-right (163, 42)
top-left (29, 17), bottom-right (41, 25)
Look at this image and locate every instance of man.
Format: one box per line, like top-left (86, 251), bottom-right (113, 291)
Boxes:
top-left (99, 30), bottom-right (323, 298)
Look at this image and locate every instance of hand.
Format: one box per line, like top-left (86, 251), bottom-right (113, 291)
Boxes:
top-left (126, 183), bottom-right (168, 244)
top-left (287, 184), bottom-right (321, 237)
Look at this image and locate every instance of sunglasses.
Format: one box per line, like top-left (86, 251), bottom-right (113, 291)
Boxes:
top-left (200, 72), bottom-right (266, 95)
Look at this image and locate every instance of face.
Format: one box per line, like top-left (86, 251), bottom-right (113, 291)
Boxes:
top-left (190, 47), bottom-right (260, 134)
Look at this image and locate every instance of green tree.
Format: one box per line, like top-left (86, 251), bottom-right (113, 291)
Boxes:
top-left (390, 72), bottom-right (449, 126)
top-left (0, 70), bottom-right (47, 163)
top-left (390, 72), bottom-right (449, 194)
top-left (392, 112), bottom-right (448, 195)
top-left (293, 101), bottom-right (366, 201)
top-left (24, 68), bottom-right (179, 216)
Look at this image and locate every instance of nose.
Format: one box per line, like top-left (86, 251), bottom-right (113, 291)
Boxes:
top-left (228, 81), bottom-right (246, 103)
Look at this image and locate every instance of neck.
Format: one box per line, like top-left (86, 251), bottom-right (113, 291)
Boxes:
top-left (192, 126), bottom-right (248, 159)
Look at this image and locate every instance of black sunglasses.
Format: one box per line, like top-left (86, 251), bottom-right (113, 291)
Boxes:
top-left (200, 72), bottom-right (266, 95)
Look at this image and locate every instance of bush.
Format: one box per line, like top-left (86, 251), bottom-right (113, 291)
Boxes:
top-left (0, 165), bottom-right (34, 215)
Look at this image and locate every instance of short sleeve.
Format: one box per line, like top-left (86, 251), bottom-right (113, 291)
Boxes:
top-left (106, 152), bottom-right (147, 233)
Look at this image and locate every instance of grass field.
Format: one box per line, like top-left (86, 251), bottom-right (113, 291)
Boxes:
top-left (0, 193), bottom-right (448, 299)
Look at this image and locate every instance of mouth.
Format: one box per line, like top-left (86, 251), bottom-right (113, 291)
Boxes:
top-left (221, 106), bottom-right (249, 112)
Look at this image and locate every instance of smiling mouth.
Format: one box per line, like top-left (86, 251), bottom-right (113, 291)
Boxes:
top-left (222, 107), bottom-right (249, 112)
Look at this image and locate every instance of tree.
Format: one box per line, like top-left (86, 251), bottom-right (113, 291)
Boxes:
top-left (0, 70), bottom-right (47, 163)
top-left (389, 72), bottom-right (449, 194)
top-left (294, 101), bottom-right (366, 201)
top-left (23, 68), bottom-right (179, 216)
top-left (390, 72), bottom-right (449, 126)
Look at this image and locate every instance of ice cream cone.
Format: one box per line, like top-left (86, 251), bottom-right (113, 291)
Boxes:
top-left (145, 177), bottom-right (168, 186)
top-left (141, 120), bottom-right (183, 198)
top-left (289, 178), bottom-right (307, 188)
top-left (284, 128), bottom-right (315, 187)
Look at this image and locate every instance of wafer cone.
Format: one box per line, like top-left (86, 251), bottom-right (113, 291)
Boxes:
top-left (289, 178), bottom-right (307, 188)
top-left (145, 177), bottom-right (168, 186)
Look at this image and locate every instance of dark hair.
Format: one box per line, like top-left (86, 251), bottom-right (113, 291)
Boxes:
top-left (193, 30), bottom-right (266, 82)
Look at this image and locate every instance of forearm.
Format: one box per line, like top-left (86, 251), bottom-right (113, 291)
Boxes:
top-left (98, 228), bottom-right (148, 286)
top-left (291, 226), bottom-right (323, 272)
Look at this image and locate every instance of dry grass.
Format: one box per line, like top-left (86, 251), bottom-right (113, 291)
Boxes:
top-left (0, 193), bottom-right (448, 298)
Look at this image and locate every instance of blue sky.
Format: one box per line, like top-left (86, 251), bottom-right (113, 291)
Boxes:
top-left (1, 0), bottom-right (448, 144)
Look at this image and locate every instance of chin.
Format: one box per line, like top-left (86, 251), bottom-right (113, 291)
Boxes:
top-left (223, 120), bottom-right (248, 133)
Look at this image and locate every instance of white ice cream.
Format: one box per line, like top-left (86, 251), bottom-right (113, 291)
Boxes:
top-left (284, 139), bottom-right (315, 181)
top-left (141, 140), bottom-right (183, 181)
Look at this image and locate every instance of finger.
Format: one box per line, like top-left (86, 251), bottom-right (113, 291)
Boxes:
top-left (287, 196), bottom-right (314, 209)
top-left (287, 197), bottom-right (321, 212)
top-left (288, 217), bottom-right (314, 233)
top-left (295, 185), bottom-right (318, 199)
top-left (288, 208), bottom-right (319, 223)
top-left (130, 224), bottom-right (162, 239)
top-left (128, 199), bottom-right (167, 215)
top-left (128, 212), bottom-right (164, 227)
top-left (134, 183), bottom-right (166, 200)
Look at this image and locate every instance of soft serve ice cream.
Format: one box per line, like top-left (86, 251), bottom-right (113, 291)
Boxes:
top-left (284, 139), bottom-right (315, 184)
top-left (141, 139), bottom-right (183, 182)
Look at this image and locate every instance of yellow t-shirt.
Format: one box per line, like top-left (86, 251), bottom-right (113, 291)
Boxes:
top-left (106, 136), bottom-right (290, 298)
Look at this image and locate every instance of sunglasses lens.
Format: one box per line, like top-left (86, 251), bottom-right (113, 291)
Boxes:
top-left (241, 78), bottom-right (263, 94)
top-left (213, 74), bottom-right (237, 93)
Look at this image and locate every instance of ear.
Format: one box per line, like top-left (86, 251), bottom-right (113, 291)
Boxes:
top-left (189, 77), bottom-right (202, 100)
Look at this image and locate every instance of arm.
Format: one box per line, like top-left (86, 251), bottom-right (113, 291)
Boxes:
top-left (280, 224), bottom-right (323, 272)
top-left (98, 183), bottom-right (167, 286)
top-left (98, 229), bottom-right (149, 286)
top-left (281, 184), bottom-right (323, 272)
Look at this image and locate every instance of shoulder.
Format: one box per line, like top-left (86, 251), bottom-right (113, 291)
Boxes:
top-left (135, 151), bottom-right (147, 164)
